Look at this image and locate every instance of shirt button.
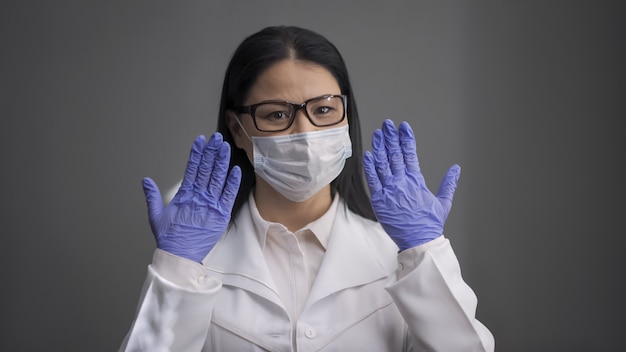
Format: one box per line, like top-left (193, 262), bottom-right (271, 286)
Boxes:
top-left (197, 275), bottom-right (206, 284)
top-left (305, 328), bottom-right (316, 339)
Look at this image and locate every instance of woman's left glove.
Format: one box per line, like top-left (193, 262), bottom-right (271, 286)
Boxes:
top-left (142, 133), bottom-right (242, 263)
top-left (363, 119), bottom-right (460, 251)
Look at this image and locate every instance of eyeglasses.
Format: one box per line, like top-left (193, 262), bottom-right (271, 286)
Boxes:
top-left (235, 94), bottom-right (347, 132)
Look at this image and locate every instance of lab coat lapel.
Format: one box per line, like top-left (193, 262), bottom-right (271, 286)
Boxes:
top-left (202, 204), bottom-right (282, 308)
top-left (305, 203), bottom-right (397, 308)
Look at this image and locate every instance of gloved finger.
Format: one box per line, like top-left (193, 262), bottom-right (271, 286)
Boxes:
top-left (382, 119), bottom-right (405, 176)
top-left (436, 164), bottom-right (461, 215)
top-left (142, 177), bottom-right (164, 222)
top-left (181, 135), bottom-right (206, 188)
top-left (398, 122), bottom-right (421, 175)
top-left (208, 142), bottom-right (231, 200)
top-left (372, 129), bottom-right (392, 185)
top-left (220, 165), bottom-right (242, 212)
top-left (363, 151), bottom-right (382, 193)
top-left (194, 132), bottom-right (222, 191)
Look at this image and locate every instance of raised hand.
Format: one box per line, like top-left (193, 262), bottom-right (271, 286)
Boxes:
top-left (363, 119), bottom-right (460, 251)
top-left (142, 133), bottom-right (242, 262)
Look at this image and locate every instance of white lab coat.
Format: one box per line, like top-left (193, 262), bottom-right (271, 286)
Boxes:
top-left (120, 199), bottom-right (494, 351)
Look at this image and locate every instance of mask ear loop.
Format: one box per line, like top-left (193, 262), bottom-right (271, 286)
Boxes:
top-left (229, 111), bottom-right (253, 143)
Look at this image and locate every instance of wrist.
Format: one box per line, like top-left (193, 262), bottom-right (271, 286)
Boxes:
top-left (395, 232), bottom-right (442, 251)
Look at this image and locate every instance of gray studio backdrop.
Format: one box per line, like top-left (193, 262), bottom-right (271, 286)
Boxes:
top-left (1, 1), bottom-right (624, 351)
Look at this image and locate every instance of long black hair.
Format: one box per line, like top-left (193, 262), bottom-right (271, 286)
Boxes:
top-left (216, 25), bottom-right (376, 222)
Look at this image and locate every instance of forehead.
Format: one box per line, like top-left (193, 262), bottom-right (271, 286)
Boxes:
top-left (245, 59), bottom-right (341, 104)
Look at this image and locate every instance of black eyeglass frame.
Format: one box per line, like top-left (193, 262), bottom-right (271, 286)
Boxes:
top-left (234, 94), bottom-right (347, 132)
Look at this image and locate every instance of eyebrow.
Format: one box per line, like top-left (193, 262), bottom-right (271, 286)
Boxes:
top-left (245, 94), bottom-right (342, 106)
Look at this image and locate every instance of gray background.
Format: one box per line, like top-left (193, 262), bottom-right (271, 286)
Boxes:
top-left (1, 1), bottom-right (624, 351)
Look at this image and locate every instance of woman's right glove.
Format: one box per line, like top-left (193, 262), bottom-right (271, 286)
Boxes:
top-left (141, 133), bottom-right (242, 263)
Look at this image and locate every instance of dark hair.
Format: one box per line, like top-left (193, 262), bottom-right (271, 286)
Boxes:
top-left (216, 25), bottom-right (376, 222)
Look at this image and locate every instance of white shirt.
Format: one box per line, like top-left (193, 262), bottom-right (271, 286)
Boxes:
top-left (248, 193), bottom-right (338, 349)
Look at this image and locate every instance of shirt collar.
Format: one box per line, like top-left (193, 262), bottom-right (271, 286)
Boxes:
top-left (247, 192), bottom-right (339, 251)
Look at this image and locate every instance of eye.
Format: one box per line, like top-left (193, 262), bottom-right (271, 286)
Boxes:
top-left (256, 110), bottom-right (291, 122)
top-left (266, 111), bottom-right (290, 120)
top-left (314, 106), bottom-right (333, 115)
top-left (308, 96), bottom-right (343, 118)
top-left (254, 103), bottom-right (293, 121)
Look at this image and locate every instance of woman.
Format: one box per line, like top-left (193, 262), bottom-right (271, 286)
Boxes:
top-left (120, 26), bottom-right (494, 351)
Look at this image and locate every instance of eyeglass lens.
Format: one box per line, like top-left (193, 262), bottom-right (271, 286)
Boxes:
top-left (253, 96), bottom-right (345, 131)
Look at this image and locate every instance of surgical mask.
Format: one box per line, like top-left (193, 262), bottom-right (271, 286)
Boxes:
top-left (241, 124), bottom-right (352, 202)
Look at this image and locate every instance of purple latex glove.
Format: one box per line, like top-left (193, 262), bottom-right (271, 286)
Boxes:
top-left (142, 133), bottom-right (242, 263)
top-left (363, 119), bottom-right (460, 251)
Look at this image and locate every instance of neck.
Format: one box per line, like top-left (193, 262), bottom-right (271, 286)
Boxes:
top-left (253, 177), bottom-right (333, 232)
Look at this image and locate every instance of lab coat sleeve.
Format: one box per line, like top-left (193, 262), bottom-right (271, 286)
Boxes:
top-left (385, 237), bottom-right (495, 352)
top-left (119, 249), bottom-right (221, 352)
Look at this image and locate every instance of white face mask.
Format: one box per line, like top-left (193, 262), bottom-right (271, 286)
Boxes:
top-left (245, 124), bottom-right (352, 202)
